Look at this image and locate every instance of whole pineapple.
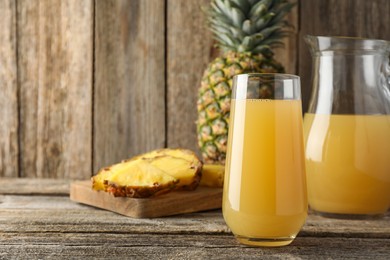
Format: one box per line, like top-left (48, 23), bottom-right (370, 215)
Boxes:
top-left (197, 0), bottom-right (295, 164)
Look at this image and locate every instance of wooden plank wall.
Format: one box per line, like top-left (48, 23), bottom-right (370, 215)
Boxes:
top-left (0, 0), bottom-right (389, 179)
top-left (17, 0), bottom-right (93, 179)
top-left (0, 0), bottom-right (18, 178)
top-left (166, 0), bottom-right (214, 153)
top-left (94, 0), bottom-right (166, 173)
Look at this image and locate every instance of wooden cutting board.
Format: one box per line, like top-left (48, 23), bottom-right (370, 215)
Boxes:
top-left (70, 180), bottom-right (223, 218)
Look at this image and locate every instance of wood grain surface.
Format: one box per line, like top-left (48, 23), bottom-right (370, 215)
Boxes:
top-left (0, 234), bottom-right (389, 259)
top-left (70, 180), bottom-right (223, 218)
top-left (94, 0), bottom-right (166, 173)
top-left (16, 0), bottom-right (93, 179)
top-left (16, 0), bottom-right (39, 178)
top-left (166, 0), bottom-right (214, 154)
top-left (1, 178), bottom-right (389, 258)
top-left (0, 178), bottom-right (70, 195)
top-left (1, 194), bottom-right (389, 238)
top-left (0, 0), bottom-right (18, 177)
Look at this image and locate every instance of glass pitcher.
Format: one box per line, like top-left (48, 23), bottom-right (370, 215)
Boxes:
top-left (303, 36), bottom-right (390, 218)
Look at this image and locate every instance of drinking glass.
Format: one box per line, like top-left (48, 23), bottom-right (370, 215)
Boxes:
top-left (222, 73), bottom-right (307, 247)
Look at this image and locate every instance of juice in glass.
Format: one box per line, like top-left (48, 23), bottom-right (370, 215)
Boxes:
top-left (223, 98), bottom-right (307, 246)
top-left (304, 113), bottom-right (390, 216)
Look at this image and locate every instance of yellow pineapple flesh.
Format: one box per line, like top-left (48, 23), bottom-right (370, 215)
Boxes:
top-left (92, 158), bottom-right (140, 191)
top-left (139, 148), bottom-right (199, 163)
top-left (200, 164), bottom-right (225, 188)
top-left (105, 160), bottom-right (178, 198)
top-left (150, 155), bottom-right (202, 190)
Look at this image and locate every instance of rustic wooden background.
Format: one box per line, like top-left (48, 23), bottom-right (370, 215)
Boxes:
top-left (1, 0), bottom-right (389, 179)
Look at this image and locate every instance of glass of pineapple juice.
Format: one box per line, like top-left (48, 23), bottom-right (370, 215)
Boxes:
top-left (222, 73), bottom-right (307, 247)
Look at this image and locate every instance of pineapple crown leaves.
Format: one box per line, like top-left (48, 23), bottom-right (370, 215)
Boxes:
top-left (207, 0), bottom-right (295, 55)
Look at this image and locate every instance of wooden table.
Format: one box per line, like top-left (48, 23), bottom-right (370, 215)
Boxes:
top-left (1, 178), bottom-right (389, 259)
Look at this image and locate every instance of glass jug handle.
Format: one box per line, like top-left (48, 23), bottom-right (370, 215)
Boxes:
top-left (387, 55), bottom-right (390, 88)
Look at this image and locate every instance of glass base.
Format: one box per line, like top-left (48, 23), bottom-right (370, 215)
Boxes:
top-left (235, 235), bottom-right (295, 247)
top-left (312, 210), bottom-right (385, 220)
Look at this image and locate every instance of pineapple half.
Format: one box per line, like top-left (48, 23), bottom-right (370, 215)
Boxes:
top-left (197, 0), bottom-right (294, 164)
top-left (92, 149), bottom-right (203, 198)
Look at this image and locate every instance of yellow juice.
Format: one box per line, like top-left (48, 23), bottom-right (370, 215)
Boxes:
top-left (223, 99), bottom-right (307, 244)
top-left (303, 113), bottom-right (390, 215)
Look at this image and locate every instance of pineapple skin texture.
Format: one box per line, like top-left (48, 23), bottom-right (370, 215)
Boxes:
top-left (197, 51), bottom-right (284, 164)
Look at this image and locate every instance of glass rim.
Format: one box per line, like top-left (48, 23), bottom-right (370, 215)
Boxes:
top-left (233, 73), bottom-right (300, 81)
top-left (232, 73), bottom-right (301, 100)
top-left (305, 35), bottom-right (390, 45)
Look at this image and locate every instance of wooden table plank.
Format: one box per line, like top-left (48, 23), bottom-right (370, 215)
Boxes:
top-left (1, 179), bottom-right (389, 258)
top-left (0, 207), bottom-right (229, 234)
top-left (0, 194), bottom-right (389, 239)
top-left (1, 234), bottom-right (389, 259)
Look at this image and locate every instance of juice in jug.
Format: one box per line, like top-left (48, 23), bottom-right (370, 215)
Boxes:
top-left (303, 113), bottom-right (390, 215)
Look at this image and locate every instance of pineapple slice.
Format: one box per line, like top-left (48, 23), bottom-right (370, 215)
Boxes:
top-left (91, 148), bottom-right (203, 197)
top-left (200, 164), bottom-right (225, 188)
top-left (105, 160), bottom-right (178, 198)
top-left (92, 158), bottom-right (140, 191)
top-left (136, 148), bottom-right (203, 190)
top-left (150, 155), bottom-right (202, 190)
